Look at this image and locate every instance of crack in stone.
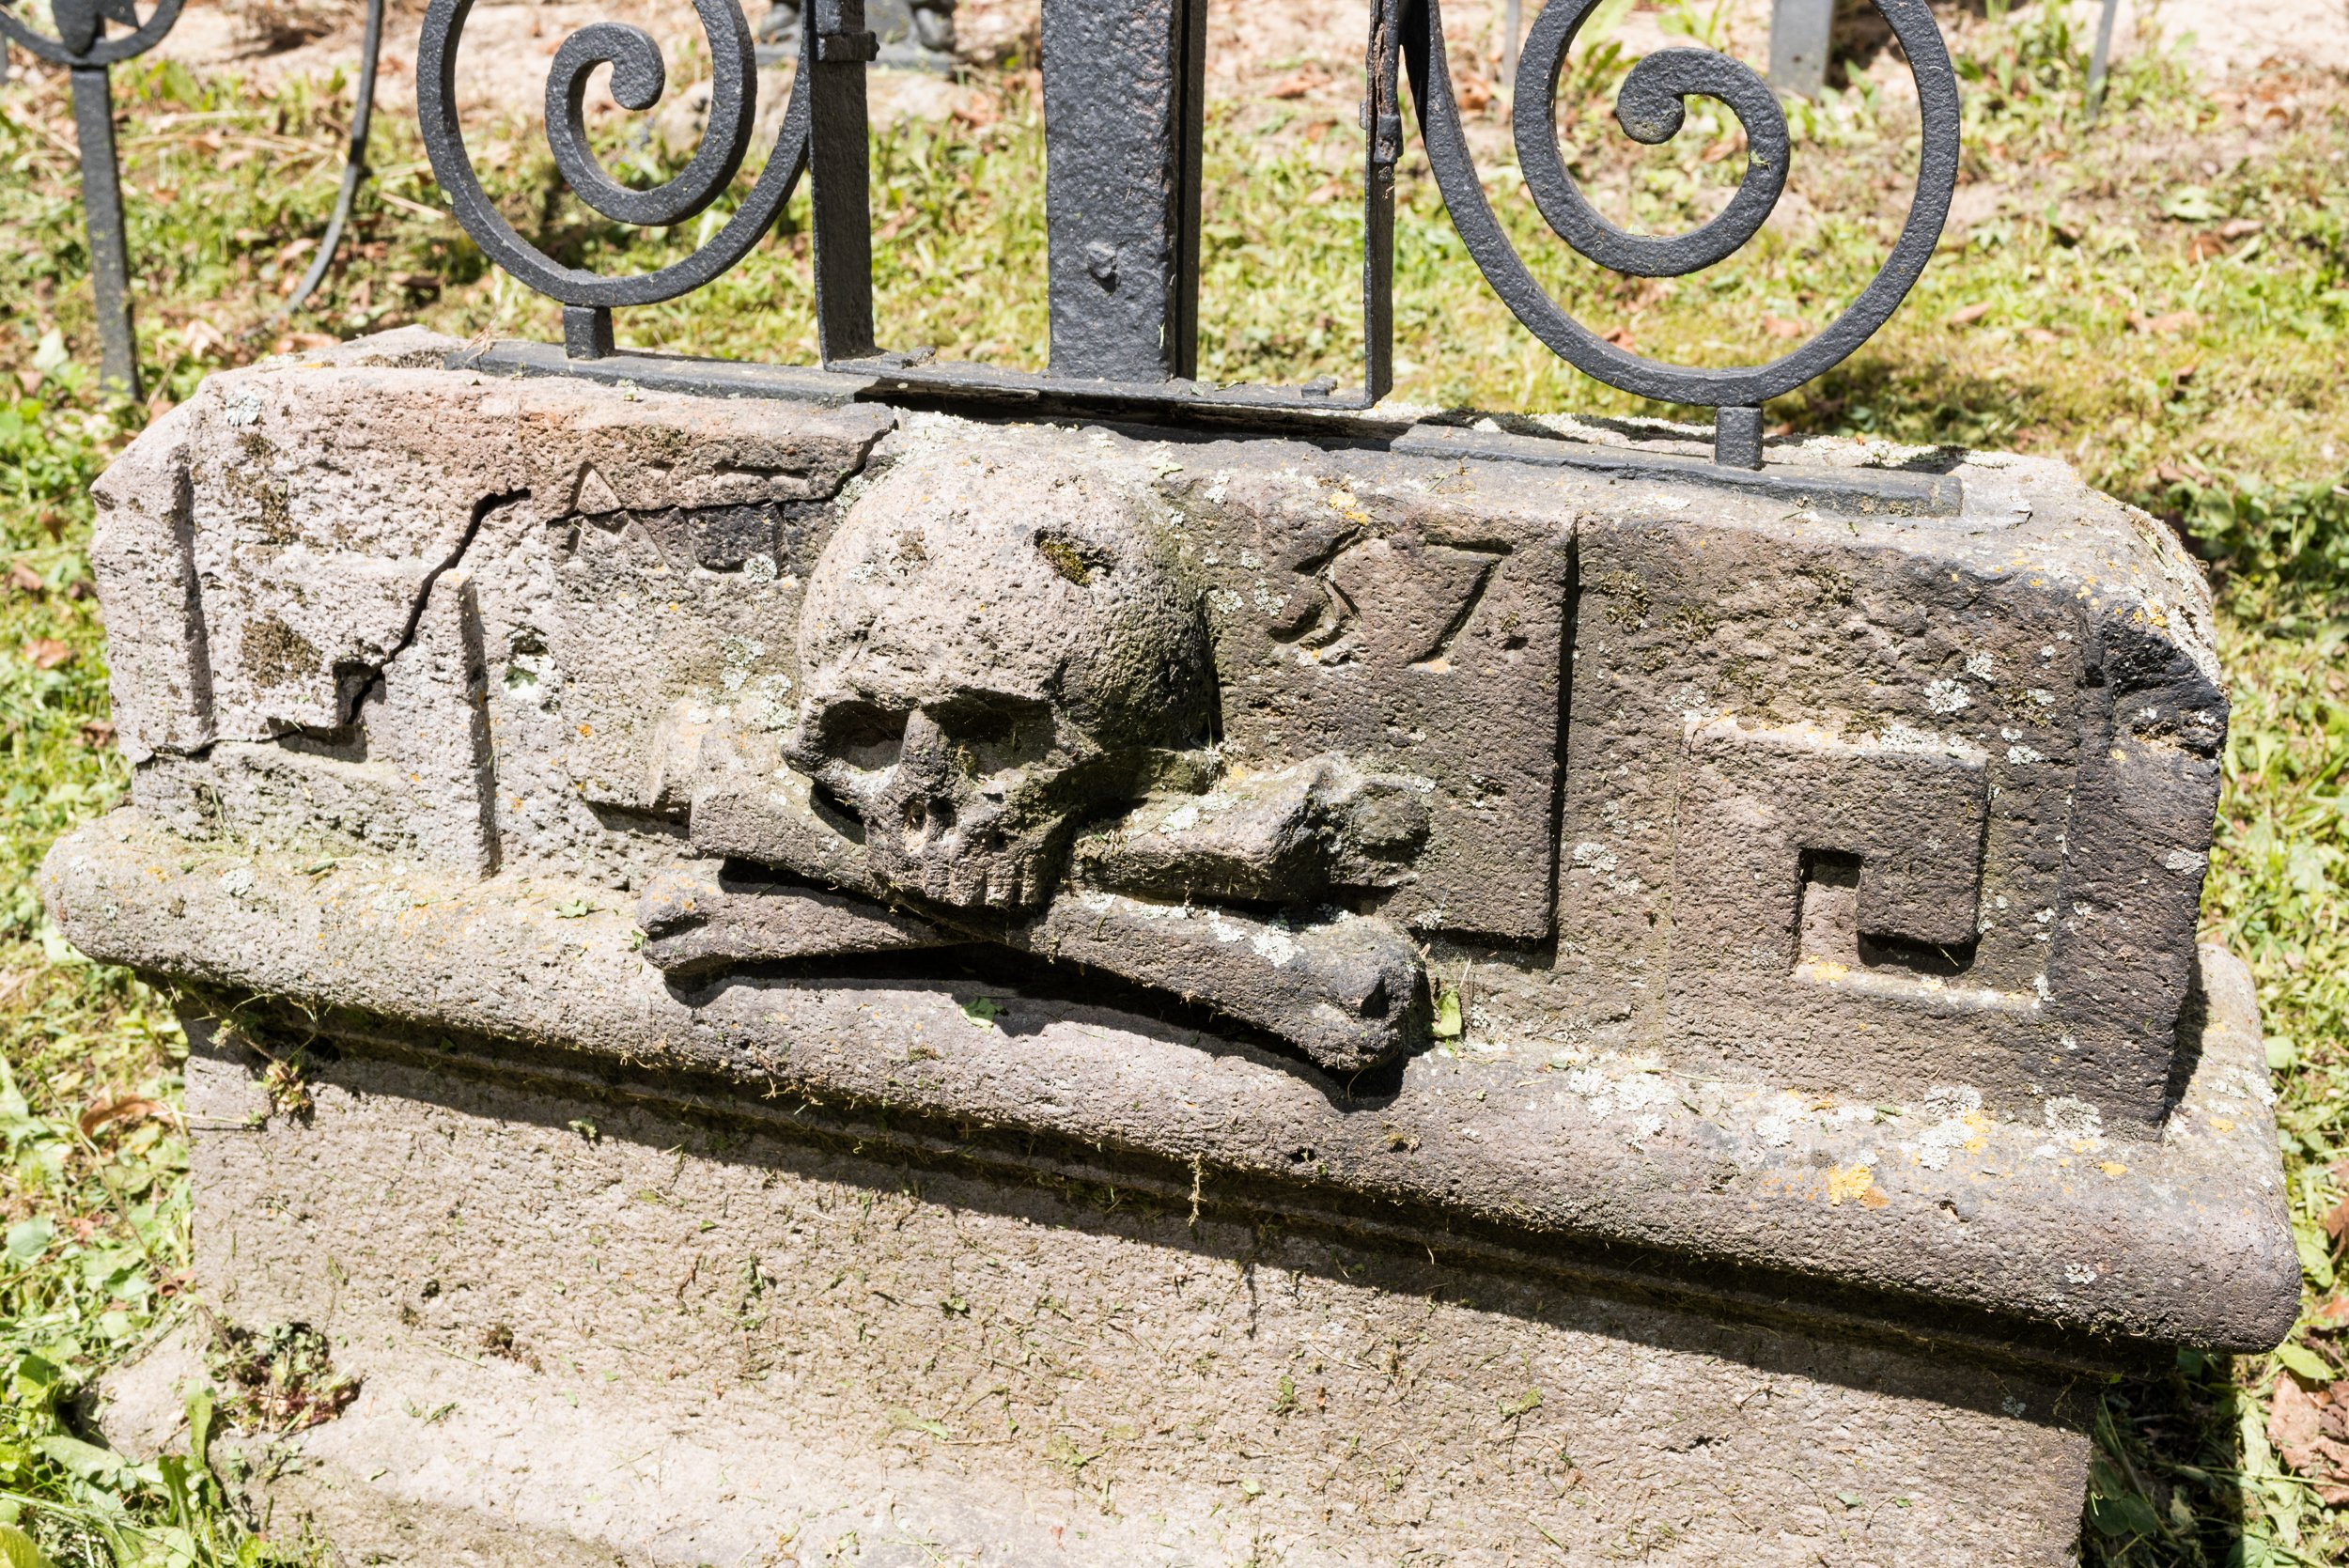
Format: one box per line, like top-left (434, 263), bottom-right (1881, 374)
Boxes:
top-left (333, 488), bottom-right (528, 728)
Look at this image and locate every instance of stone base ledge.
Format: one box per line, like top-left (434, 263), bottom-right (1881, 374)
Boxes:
top-left (44, 810), bottom-right (2298, 1358)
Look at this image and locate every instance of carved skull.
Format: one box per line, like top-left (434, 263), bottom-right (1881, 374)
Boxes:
top-left (787, 442), bottom-right (1215, 915)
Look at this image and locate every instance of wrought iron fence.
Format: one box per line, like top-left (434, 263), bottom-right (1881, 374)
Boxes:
top-left (0, 0), bottom-right (390, 395)
top-left (8, 0), bottom-right (1963, 473)
top-left (0, 0), bottom-right (189, 397)
top-left (420, 0), bottom-right (1959, 471)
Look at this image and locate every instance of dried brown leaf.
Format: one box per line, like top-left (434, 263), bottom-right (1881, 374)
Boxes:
top-left (77, 1096), bottom-right (172, 1140)
top-left (2127, 309), bottom-right (2201, 335)
top-left (2274, 1375), bottom-right (2325, 1455)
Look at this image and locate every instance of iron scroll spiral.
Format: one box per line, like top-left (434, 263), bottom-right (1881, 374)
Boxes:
top-left (0, 0), bottom-right (183, 65)
top-left (1404, 0), bottom-right (1961, 411)
top-left (416, 0), bottom-right (809, 308)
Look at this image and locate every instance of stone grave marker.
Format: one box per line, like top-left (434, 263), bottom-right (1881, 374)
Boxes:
top-left (41, 0), bottom-right (2295, 1559)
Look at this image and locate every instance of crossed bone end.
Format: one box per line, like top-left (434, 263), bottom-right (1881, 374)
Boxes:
top-left (639, 744), bottom-right (1434, 1076)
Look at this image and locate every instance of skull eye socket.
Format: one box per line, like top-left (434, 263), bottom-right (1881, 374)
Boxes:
top-left (817, 702), bottom-right (909, 771)
top-left (928, 696), bottom-right (1055, 771)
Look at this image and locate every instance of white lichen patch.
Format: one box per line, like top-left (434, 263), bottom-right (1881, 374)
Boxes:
top-left (1926, 679), bottom-right (1971, 713)
top-left (2043, 1096), bottom-right (2104, 1141)
top-left (1754, 1092), bottom-right (1807, 1149)
top-left (1570, 841), bottom-right (1643, 897)
top-left (1907, 1085), bottom-right (1988, 1172)
top-left (1562, 1063), bottom-right (1678, 1138)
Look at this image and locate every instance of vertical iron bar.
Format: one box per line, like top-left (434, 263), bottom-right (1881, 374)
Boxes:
top-left (807, 0), bottom-right (878, 363)
top-left (2085, 0), bottom-right (2120, 121)
top-left (1360, 0), bottom-right (1401, 403)
top-left (70, 64), bottom-right (140, 399)
top-left (564, 304), bottom-right (615, 359)
top-left (1715, 405), bottom-right (1763, 469)
top-left (1172, 0), bottom-right (1205, 380)
top-left (1766, 0), bottom-right (1832, 99)
top-left (285, 0), bottom-right (389, 315)
top-left (1041, 0), bottom-right (1206, 381)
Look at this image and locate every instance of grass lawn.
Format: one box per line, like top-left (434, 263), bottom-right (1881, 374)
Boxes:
top-left (0, 3), bottom-right (2343, 1561)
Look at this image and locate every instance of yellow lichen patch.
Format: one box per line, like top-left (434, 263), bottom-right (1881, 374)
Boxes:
top-left (1826, 1163), bottom-right (1886, 1207)
top-left (1961, 1111), bottom-right (1992, 1157)
top-left (2100, 1160), bottom-right (2129, 1178)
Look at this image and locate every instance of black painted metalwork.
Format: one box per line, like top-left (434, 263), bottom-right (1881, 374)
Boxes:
top-left (0, 0), bottom-right (187, 396)
top-left (283, 0), bottom-right (390, 316)
top-left (1039, 0), bottom-right (1206, 381)
top-left (414, 0), bottom-right (1960, 471)
top-left (757, 0), bottom-right (955, 73)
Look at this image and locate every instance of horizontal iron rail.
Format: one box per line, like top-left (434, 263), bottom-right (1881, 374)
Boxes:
top-left (450, 335), bottom-right (1965, 516)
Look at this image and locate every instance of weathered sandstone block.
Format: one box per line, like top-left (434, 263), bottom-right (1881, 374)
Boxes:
top-left (49, 331), bottom-right (2291, 1564)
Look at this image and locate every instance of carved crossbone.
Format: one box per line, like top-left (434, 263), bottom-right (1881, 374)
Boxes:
top-left (633, 443), bottom-right (1434, 1075)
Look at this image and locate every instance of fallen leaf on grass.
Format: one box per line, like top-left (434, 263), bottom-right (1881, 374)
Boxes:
top-left (23, 639), bottom-right (73, 670)
top-left (1945, 302), bottom-right (1993, 328)
top-left (78, 720), bottom-right (115, 750)
top-left (7, 561), bottom-right (41, 593)
top-left (1600, 325), bottom-right (1636, 349)
top-left (2021, 327), bottom-right (2060, 344)
top-left (181, 318), bottom-right (231, 359)
top-left (78, 1096), bottom-right (173, 1139)
top-left (2127, 309), bottom-right (2200, 335)
top-left (1268, 67), bottom-right (1330, 100)
top-left (2269, 1376), bottom-right (2349, 1505)
top-left (1761, 315), bottom-right (1807, 338)
top-left (2272, 1373), bottom-right (2322, 1446)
